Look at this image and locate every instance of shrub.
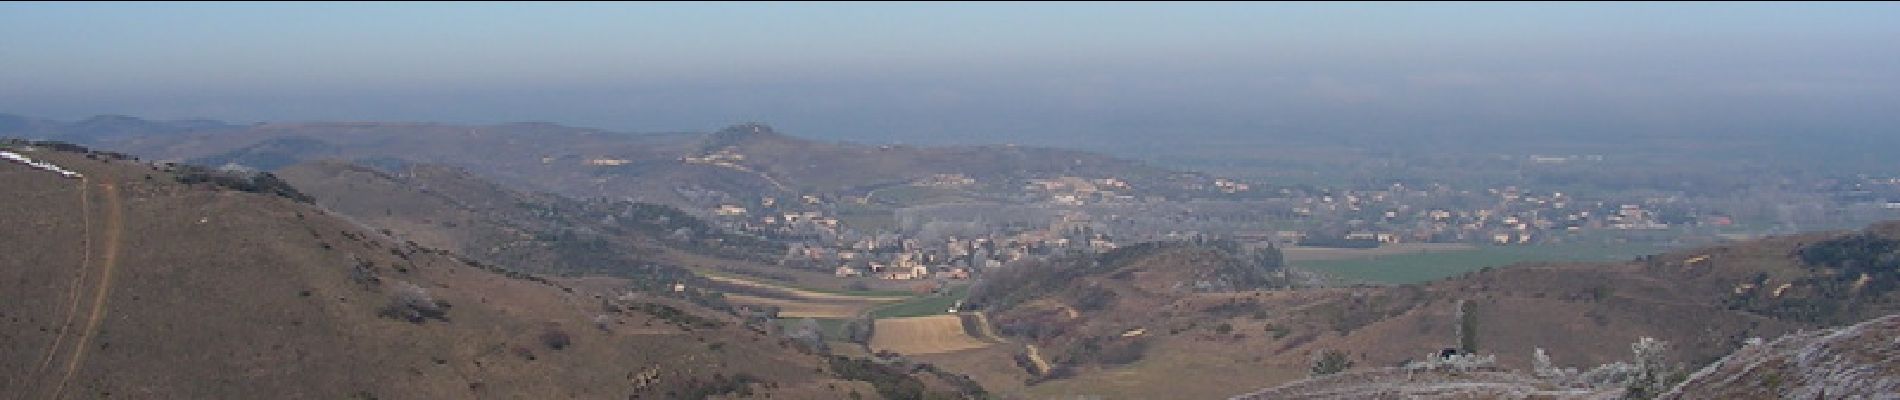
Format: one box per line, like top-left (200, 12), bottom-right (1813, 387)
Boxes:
top-left (1072, 285), bottom-right (1118, 312)
top-left (826, 356), bottom-right (936, 400)
top-left (1311, 349), bottom-right (1354, 376)
top-left (1268, 325), bottom-right (1292, 339)
top-left (540, 327), bottom-right (572, 350)
top-left (378, 282), bottom-right (449, 323)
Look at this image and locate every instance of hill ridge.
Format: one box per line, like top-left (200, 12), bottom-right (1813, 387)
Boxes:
top-left (0, 140), bottom-right (966, 399)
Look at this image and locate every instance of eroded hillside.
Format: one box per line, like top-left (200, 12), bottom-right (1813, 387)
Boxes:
top-left (941, 222), bottom-right (1900, 399)
top-left (0, 142), bottom-right (961, 399)
top-left (275, 160), bottom-right (782, 279)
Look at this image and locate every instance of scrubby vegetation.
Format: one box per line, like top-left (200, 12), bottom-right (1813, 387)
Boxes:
top-left (630, 302), bottom-right (725, 330)
top-left (1730, 232), bottom-right (1900, 324)
top-left (824, 356), bottom-right (967, 400)
top-left (592, 201), bottom-right (784, 261)
top-left (8, 138), bottom-right (315, 205)
top-left (376, 281), bottom-right (451, 323)
top-left (539, 326), bottom-right (572, 350)
top-left (1797, 233), bottom-right (1900, 297)
top-left (172, 163), bottom-right (316, 203)
top-left (969, 240), bottom-right (1283, 313)
top-left (671, 372), bottom-right (762, 400)
top-left (1062, 335), bottom-right (1149, 366)
top-left (1310, 349), bottom-right (1354, 376)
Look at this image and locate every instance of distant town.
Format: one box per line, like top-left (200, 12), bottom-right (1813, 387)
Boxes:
top-left (665, 146), bottom-right (1900, 283)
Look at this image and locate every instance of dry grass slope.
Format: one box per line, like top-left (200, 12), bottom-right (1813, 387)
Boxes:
top-left (935, 222), bottom-right (1900, 399)
top-left (870, 315), bottom-right (991, 356)
top-left (0, 147), bottom-right (880, 399)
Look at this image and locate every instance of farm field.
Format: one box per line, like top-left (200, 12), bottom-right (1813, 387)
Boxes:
top-left (701, 274), bottom-right (911, 301)
top-left (1281, 242), bottom-right (1477, 262)
top-left (869, 314), bottom-right (992, 355)
top-left (1293, 241), bottom-right (1664, 284)
top-left (700, 274), bottom-right (907, 318)
top-left (869, 285), bottom-right (970, 318)
top-left (723, 294), bottom-right (868, 318)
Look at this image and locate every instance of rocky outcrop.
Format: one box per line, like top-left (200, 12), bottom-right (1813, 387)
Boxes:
top-left (1661, 313), bottom-right (1900, 399)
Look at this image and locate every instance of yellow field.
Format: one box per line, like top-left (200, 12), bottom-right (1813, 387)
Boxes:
top-left (701, 274), bottom-right (906, 318)
top-left (870, 315), bottom-right (991, 355)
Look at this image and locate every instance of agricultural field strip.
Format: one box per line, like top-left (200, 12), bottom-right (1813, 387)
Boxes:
top-left (700, 274), bottom-right (909, 302)
top-left (722, 294), bottom-right (867, 319)
top-left (701, 274), bottom-right (910, 319)
top-left (870, 315), bottom-right (992, 355)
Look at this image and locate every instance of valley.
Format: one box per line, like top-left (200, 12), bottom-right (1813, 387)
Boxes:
top-left (6, 118), bottom-right (1900, 399)
top-left (7, 3), bottom-right (1897, 399)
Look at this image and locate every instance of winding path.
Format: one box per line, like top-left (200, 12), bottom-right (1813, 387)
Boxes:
top-left (20, 178), bottom-right (93, 400)
top-left (42, 179), bottom-right (123, 400)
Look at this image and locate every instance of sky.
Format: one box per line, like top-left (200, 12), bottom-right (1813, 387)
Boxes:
top-left (3, 2), bottom-right (1898, 150)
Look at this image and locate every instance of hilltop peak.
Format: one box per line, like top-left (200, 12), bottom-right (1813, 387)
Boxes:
top-left (717, 122), bottom-right (779, 137)
top-left (701, 122), bottom-right (792, 152)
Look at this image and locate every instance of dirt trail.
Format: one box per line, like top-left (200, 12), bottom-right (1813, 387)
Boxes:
top-left (50, 181), bottom-right (123, 399)
top-left (692, 160), bottom-right (791, 193)
top-left (21, 179), bottom-right (97, 400)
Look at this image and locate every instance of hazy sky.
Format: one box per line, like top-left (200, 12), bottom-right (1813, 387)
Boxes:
top-left (3, 2), bottom-right (1897, 149)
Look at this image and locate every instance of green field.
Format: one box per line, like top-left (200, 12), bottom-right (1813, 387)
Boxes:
top-left (869, 185), bottom-right (977, 206)
top-left (870, 285), bottom-right (970, 319)
top-left (776, 317), bottom-right (852, 339)
top-left (1294, 242), bottom-right (1664, 284)
top-left (833, 203), bottom-right (899, 232)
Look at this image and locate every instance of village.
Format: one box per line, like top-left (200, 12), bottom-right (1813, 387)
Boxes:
top-left (677, 156), bottom-right (1894, 285)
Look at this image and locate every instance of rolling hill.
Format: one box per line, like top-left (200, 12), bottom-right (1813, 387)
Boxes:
top-left (273, 160), bottom-right (781, 280)
top-left (1234, 309), bottom-right (1900, 399)
top-left (0, 113), bottom-right (239, 144)
top-left (24, 114), bottom-right (1226, 210)
top-left (947, 223), bottom-right (1900, 399)
top-left (0, 141), bottom-right (968, 399)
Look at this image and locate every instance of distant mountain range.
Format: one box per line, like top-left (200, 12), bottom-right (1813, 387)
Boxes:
top-left (1, 113), bottom-right (1220, 211)
top-left (0, 113), bottom-right (239, 142)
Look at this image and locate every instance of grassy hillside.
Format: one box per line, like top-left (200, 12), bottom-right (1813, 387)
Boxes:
top-left (1295, 241), bottom-right (1662, 284)
top-left (0, 141), bottom-right (969, 399)
top-left (275, 160), bottom-right (782, 280)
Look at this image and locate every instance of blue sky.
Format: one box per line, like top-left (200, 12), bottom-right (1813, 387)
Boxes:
top-left (3, 2), bottom-right (1897, 147)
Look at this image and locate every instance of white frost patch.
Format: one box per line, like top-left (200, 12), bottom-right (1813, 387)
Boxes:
top-left (2, 150), bottom-right (84, 179)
